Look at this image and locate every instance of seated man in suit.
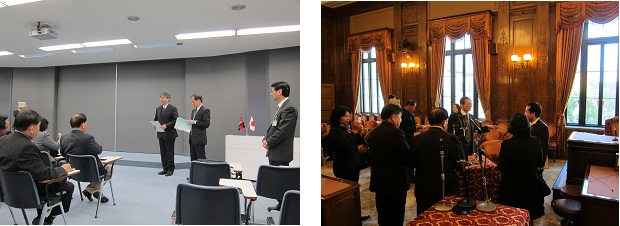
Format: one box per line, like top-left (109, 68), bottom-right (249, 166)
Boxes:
top-left (0, 110), bottom-right (74, 225)
top-left (411, 107), bottom-right (465, 215)
top-left (60, 113), bottom-right (111, 203)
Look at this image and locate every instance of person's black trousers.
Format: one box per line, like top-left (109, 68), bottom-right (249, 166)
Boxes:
top-left (189, 144), bottom-right (206, 161)
top-left (37, 181), bottom-right (74, 217)
top-left (334, 168), bottom-right (359, 183)
top-left (375, 191), bottom-right (407, 226)
top-left (159, 138), bottom-right (175, 172)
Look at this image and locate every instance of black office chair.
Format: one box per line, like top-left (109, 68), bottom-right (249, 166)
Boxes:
top-left (175, 183), bottom-right (241, 225)
top-left (0, 180), bottom-right (18, 225)
top-left (189, 161), bottom-right (231, 186)
top-left (256, 165), bottom-right (300, 222)
top-left (39, 151), bottom-right (55, 167)
top-left (278, 190), bottom-right (300, 225)
top-left (0, 170), bottom-right (68, 225)
top-left (66, 154), bottom-right (115, 218)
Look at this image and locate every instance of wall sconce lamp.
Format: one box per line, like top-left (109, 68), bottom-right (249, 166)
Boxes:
top-left (401, 62), bottom-right (417, 74)
top-left (511, 54), bottom-right (532, 69)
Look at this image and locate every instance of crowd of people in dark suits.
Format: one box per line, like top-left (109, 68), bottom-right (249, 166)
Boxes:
top-left (323, 96), bottom-right (549, 225)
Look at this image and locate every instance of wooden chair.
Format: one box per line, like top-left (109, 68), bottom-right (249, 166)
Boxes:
top-left (415, 116), bottom-right (422, 126)
top-left (424, 117), bottom-right (430, 126)
top-left (497, 120), bottom-right (510, 139)
top-left (363, 120), bottom-right (378, 130)
top-left (368, 114), bottom-right (376, 122)
top-left (353, 113), bottom-right (360, 123)
top-left (481, 130), bottom-right (502, 144)
top-left (360, 114), bottom-right (368, 123)
top-left (604, 116), bottom-right (619, 136)
top-left (548, 123), bottom-right (557, 162)
top-left (479, 140), bottom-right (502, 162)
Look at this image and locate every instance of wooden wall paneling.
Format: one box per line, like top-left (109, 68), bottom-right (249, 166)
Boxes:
top-left (548, 4), bottom-right (557, 124)
top-left (510, 1), bottom-right (536, 10)
top-left (510, 8), bottom-right (536, 117)
top-left (417, 1), bottom-right (428, 117)
top-left (393, 3), bottom-right (404, 102)
top-left (321, 84), bottom-right (335, 123)
top-left (337, 18), bottom-right (352, 109)
top-left (497, 2), bottom-right (510, 121)
top-left (321, 15), bottom-right (336, 85)
top-left (536, 2), bottom-right (551, 122)
top-left (490, 13), bottom-right (500, 121)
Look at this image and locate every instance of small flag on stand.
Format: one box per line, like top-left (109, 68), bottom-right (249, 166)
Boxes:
top-left (238, 117), bottom-right (245, 131)
top-left (249, 116), bottom-right (255, 131)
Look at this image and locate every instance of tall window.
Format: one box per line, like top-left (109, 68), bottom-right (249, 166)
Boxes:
top-left (441, 34), bottom-right (485, 120)
top-left (357, 47), bottom-right (385, 114)
top-left (567, 18), bottom-right (619, 126)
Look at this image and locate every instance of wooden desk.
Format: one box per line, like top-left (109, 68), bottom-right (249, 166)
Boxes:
top-left (407, 195), bottom-right (530, 226)
top-left (321, 175), bottom-right (361, 226)
top-left (579, 165), bottom-right (619, 226)
top-left (39, 169), bottom-right (80, 184)
top-left (229, 163), bottom-right (243, 179)
top-left (219, 178), bottom-right (257, 224)
top-left (100, 156), bottom-right (123, 165)
top-left (457, 155), bottom-right (500, 202)
top-left (567, 131), bottom-right (618, 185)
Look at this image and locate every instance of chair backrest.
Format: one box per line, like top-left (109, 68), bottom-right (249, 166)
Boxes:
top-left (360, 114), bottom-right (368, 122)
top-left (548, 123), bottom-right (557, 140)
top-left (40, 151), bottom-right (53, 167)
top-left (66, 154), bottom-right (101, 182)
top-left (483, 130), bottom-right (502, 142)
top-left (497, 120), bottom-right (510, 135)
top-left (189, 161), bottom-right (231, 186)
top-left (480, 140), bottom-right (502, 161)
top-left (0, 171), bottom-right (40, 209)
top-left (279, 190), bottom-right (300, 225)
top-left (256, 165), bottom-right (300, 200)
top-left (415, 116), bottom-right (422, 126)
top-left (368, 114), bottom-right (376, 122)
top-left (176, 183), bottom-right (240, 225)
top-left (605, 116), bottom-right (619, 136)
top-left (363, 121), bottom-right (377, 129)
top-left (424, 117), bottom-right (430, 126)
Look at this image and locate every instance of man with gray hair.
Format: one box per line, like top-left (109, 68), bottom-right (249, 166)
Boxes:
top-left (154, 92), bottom-right (178, 176)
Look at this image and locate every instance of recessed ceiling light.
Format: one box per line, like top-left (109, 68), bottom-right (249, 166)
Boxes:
top-left (231, 4), bottom-right (246, 11)
top-left (0, 51), bottom-right (14, 56)
top-left (175, 30), bottom-right (236, 40)
top-left (237, 25), bottom-right (300, 36)
top-left (82, 39), bottom-right (132, 47)
top-left (39, 43), bottom-right (84, 51)
top-left (19, 52), bottom-right (56, 58)
top-left (71, 47), bottom-right (115, 54)
top-left (134, 42), bottom-right (182, 49)
top-left (127, 16), bottom-right (140, 21)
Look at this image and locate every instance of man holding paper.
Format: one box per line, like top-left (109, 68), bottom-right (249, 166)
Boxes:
top-left (187, 93), bottom-right (210, 161)
top-left (153, 92), bottom-right (178, 176)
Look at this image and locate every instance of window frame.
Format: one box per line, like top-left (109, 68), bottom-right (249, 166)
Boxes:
top-left (357, 47), bottom-right (384, 115)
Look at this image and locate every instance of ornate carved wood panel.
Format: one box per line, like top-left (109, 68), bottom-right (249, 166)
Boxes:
top-left (510, 8), bottom-right (536, 117)
top-left (497, 1), bottom-right (510, 121)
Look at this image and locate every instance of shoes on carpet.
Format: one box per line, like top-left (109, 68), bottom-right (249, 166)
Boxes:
top-left (158, 170), bottom-right (167, 175)
top-left (267, 203), bottom-right (281, 212)
top-left (93, 191), bottom-right (109, 203)
top-left (361, 215), bottom-right (370, 221)
top-left (165, 171), bottom-right (173, 176)
top-left (82, 190), bottom-right (93, 201)
top-left (32, 216), bottom-right (54, 225)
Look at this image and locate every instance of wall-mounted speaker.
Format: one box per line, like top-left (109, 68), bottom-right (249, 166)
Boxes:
top-left (488, 42), bottom-right (497, 55)
top-left (388, 52), bottom-right (395, 63)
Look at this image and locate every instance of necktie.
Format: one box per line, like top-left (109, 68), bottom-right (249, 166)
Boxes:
top-left (161, 107), bottom-right (166, 115)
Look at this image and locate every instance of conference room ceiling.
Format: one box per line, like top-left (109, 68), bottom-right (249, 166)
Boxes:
top-left (0, 0), bottom-right (300, 67)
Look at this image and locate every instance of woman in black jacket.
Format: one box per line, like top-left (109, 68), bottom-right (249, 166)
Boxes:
top-left (498, 113), bottom-right (544, 219)
top-left (327, 106), bottom-right (363, 182)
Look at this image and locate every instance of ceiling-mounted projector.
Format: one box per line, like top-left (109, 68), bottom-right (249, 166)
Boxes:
top-left (29, 22), bottom-right (57, 40)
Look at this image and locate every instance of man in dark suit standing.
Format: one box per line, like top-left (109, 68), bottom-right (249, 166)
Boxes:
top-left (447, 97), bottom-right (488, 156)
top-left (154, 92), bottom-right (178, 176)
top-left (411, 107), bottom-right (465, 215)
top-left (367, 104), bottom-right (410, 226)
top-left (262, 81), bottom-right (298, 212)
top-left (187, 93), bottom-right (210, 161)
top-left (400, 99), bottom-right (420, 183)
top-left (0, 110), bottom-right (74, 225)
top-left (60, 113), bottom-right (110, 203)
top-left (525, 102), bottom-right (548, 171)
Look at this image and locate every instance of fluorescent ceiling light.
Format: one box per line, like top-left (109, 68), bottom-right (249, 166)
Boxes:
top-left (175, 30), bottom-right (236, 40)
top-left (18, 52), bottom-right (56, 58)
top-left (0, 0), bottom-right (41, 6)
top-left (82, 39), bottom-right (132, 47)
top-left (134, 42), bottom-right (182, 49)
top-left (0, 51), bottom-right (14, 56)
top-left (237, 25), bottom-right (300, 36)
top-left (39, 43), bottom-right (84, 51)
top-left (71, 47), bottom-right (115, 54)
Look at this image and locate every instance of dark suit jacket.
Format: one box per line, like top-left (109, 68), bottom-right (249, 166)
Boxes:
top-left (190, 106), bottom-right (210, 145)
top-left (367, 122), bottom-right (410, 194)
top-left (264, 99), bottom-right (298, 163)
top-left (399, 108), bottom-right (416, 148)
top-left (60, 130), bottom-right (107, 175)
top-left (411, 127), bottom-right (463, 203)
top-left (0, 132), bottom-right (66, 182)
top-left (327, 126), bottom-right (362, 172)
top-left (530, 119), bottom-right (549, 167)
top-left (447, 112), bottom-right (486, 155)
top-left (155, 104), bottom-right (179, 140)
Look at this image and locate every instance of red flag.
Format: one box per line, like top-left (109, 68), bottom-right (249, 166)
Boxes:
top-left (238, 117), bottom-right (245, 131)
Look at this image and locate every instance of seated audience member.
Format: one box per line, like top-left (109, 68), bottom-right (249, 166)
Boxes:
top-left (327, 106), bottom-right (370, 221)
top-left (0, 110), bottom-right (74, 225)
top-left (33, 118), bottom-right (62, 157)
top-left (0, 114), bottom-right (10, 137)
top-left (367, 104), bottom-right (410, 226)
top-left (60, 113), bottom-right (111, 203)
top-left (498, 113), bottom-right (544, 219)
top-left (411, 107), bottom-right (464, 215)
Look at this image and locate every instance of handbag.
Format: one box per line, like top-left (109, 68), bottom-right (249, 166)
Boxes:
top-left (537, 174), bottom-right (551, 196)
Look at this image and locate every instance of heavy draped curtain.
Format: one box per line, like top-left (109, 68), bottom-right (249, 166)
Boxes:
top-left (348, 29), bottom-right (393, 112)
top-left (428, 13), bottom-right (492, 121)
top-left (555, 1), bottom-right (618, 157)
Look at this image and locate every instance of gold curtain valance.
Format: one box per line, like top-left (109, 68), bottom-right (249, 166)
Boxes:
top-left (428, 13), bottom-right (492, 43)
top-left (557, 1), bottom-right (619, 31)
top-left (347, 29), bottom-right (393, 54)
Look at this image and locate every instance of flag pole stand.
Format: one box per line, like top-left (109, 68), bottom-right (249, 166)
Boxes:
top-left (245, 125), bottom-right (248, 136)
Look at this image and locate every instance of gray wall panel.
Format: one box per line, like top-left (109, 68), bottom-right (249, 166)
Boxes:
top-left (186, 53), bottom-right (246, 161)
top-left (116, 60), bottom-right (186, 154)
top-left (12, 67), bottom-right (56, 137)
top-left (0, 69), bottom-right (13, 118)
top-left (246, 51), bottom-right (269, 137)
top-left (268, 47), bottom-right (300, 137)
top-left (57, 64), bottom-right (116, 150)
